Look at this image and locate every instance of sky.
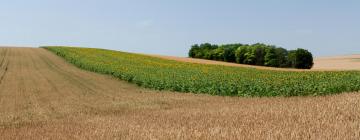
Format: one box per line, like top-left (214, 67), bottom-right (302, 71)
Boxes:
top-left (0, 0), bottom-right (359, 57)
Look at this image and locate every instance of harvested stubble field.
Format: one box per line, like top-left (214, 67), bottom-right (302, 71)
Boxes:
top-left (0, 47), bottom-right (360, 139)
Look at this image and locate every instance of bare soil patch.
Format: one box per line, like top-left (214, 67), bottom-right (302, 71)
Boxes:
top-left (0, 48), bottom-right (359, 139)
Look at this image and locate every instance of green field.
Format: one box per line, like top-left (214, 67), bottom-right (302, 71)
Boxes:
top-left (44, 46), bottom-right (360, 97)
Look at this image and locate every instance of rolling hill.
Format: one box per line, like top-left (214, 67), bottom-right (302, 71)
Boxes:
top-left (0, 47), bottom-right (359, 139)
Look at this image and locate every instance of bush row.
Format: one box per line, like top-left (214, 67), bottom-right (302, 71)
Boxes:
top-left (189, 43), bottom-right (314, 69)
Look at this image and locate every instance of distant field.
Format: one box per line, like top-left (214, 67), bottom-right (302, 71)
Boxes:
top-left (44, 46), bottom-right (360, 97)
top-left (312, 55), bottom-right (360, 70)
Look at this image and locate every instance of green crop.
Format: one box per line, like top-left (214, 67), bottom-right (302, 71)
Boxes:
top-left (43, 46), bottom-right (360, 97)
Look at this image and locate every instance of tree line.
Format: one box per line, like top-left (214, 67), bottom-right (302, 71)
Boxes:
top-left (189, 43), bottom-right (314, 69)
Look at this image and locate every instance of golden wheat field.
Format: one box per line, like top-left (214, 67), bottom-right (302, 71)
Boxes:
top-left (0, 47), bottom-right (359, 139)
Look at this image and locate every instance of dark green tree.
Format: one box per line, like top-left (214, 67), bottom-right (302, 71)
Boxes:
top-left (264, 47), bottom-right (278, 67)
top-left (286, 49), bottom-right (313, 69)
top-left (287, 50), bottom-right (296, 67)
top-left (294, 48), bottom-right (314, 69)
top-left (253, 43), bottom-right (267, 66)
top-left (188, 44), bottom-right (199, 58)
top-left (275, 47), bottom-right (288, 67)
top-left (223, 45), bottom-right (238, 62)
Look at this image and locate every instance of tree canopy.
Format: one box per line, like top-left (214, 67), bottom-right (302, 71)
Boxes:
top-left (189, 43), bottom-right (314, 69)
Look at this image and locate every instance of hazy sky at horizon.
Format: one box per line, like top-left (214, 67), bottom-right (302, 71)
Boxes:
top-left (0, 0), bottom-right (359, 57)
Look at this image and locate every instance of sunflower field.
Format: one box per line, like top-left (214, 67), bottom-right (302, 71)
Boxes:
top-left (43, 46), bottom-right (360, 97)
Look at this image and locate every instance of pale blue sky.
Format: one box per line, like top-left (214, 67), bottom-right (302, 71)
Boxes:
top-left (0, 0), bottom-right (359, 57)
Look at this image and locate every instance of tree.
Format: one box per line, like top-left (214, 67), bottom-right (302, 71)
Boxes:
top-left (294, 48), bottom-right (314, 69)
top-left (189, 43), bottom-right (313, 69)
top-left (264, 47), bottom-right (278, 67)
top-left (235, 45), bottom-right (249, 64)
top-left (253, 43), bottom-right (267, 66)
top-left (223, 46), bottom-right (238, 62)
top-left (189, 44), bottom-right (199, 58)
top-left (211, 47), bottom-right (225, 61)
top-left (274, 47), bottom-right (288, 67)
top-left (197, 43), bottom-right (218, 59)
top-left (243, 47), bottom-right (256, 65)
top-left (287, 50), bottom-right (296, 68)
top-left (287, 49), bottom-right (313, 69)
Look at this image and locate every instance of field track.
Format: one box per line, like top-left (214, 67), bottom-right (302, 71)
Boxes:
top-left (0, 47), bottom-right (359, 139)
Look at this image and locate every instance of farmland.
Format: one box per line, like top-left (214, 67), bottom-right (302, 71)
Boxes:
top-left (44, 46), bottom-right (360, 97)
top-left (148, 54), bottom-right (360, 71)
top-left (313, 55), bottom-right (360, 70)
top-left (1, 47), bottom-right (360, 139)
